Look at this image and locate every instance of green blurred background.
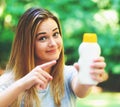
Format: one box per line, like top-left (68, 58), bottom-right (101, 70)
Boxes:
top-left (0, 0), bottom-right (120, 106)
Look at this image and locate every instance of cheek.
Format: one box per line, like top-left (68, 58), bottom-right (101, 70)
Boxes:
top-left (58, 38), bottom-right (63, 49)
top-left (34, 43), bottom-right (46, 56)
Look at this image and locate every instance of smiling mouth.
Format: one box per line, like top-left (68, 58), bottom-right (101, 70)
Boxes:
top-left (47, 49), bottom-right (57, 54)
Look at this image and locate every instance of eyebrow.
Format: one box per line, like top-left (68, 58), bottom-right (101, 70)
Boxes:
top-left (52, 28), bottom-right (58, 31)
top-left (36, 27), bottom-right (58, 37)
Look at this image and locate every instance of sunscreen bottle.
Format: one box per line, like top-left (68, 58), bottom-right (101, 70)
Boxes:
top-left (78, 33), bottom-right (101, 85)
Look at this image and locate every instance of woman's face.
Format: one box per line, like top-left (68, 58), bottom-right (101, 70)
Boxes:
top-left (34, 18), bottom-right (63, 65)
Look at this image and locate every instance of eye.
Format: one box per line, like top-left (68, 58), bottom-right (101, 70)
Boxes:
top-left (53, 32), bottom-right (60, 38)
top-left (39, 36), bottom-right (47, 41)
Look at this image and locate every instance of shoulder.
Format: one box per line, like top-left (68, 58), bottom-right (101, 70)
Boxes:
top-left (64, 65), bottom-right (78, 83)
top-left (64, 65), bottom-right (77, 75)
top-left (63, 65), bottom-right (78, 98)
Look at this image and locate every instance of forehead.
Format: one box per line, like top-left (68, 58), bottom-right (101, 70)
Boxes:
top-left (37, 18), bottom-right (58, 31)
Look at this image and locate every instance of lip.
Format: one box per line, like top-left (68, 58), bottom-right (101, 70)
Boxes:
top-left (46, 49), bottom-right (57, 54)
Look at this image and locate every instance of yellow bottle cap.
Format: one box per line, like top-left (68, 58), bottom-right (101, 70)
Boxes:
top-left (83, 33), bottom-right (97, 42)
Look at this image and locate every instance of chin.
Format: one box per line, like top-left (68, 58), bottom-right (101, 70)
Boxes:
top-left (48, 56), bottom-right (59, 61)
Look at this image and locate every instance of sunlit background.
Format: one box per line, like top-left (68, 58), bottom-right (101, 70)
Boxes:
top-left (0, 0), bottom-right (120, 107)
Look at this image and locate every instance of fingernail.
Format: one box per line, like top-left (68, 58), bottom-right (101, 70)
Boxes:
top-left (49, 76), bottom-right (53, 81)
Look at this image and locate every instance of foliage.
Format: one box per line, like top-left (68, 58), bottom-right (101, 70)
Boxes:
top-left (0, 0), bottom-right (120, 74)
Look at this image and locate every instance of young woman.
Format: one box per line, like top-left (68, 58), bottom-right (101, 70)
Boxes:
top-left (0, 7), bottom-right (106, 107)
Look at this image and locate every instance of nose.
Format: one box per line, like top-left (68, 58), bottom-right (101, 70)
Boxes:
top-left (48, 37), bottom-right (56, 47)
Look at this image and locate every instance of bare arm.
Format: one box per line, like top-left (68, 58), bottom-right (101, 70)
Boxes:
top-left (71, 76), bottom-right (92, 98)
top-left (0, 60), bottom-right (56, 107)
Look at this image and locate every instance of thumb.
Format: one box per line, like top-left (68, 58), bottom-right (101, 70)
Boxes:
top-left (73, 62), bottom-right (79, 72)
top-left (39, 60), bottom-right (56, 70)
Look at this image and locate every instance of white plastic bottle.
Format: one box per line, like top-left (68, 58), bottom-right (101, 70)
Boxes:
top-left (78, 33), bottom-right (101, 85)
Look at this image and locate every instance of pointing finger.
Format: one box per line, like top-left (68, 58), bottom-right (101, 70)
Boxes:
top-left (39, 60), bottom-right (56, 70)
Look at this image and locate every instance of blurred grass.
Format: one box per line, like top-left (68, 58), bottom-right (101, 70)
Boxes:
top-left (76, 92), bottom-right (120, 107)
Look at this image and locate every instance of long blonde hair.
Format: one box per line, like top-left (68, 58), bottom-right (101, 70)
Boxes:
top-left (6, 7), bottom-right (65, 107)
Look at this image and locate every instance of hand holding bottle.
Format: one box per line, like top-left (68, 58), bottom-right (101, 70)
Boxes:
top-left (78, 33), bottom-right (106, 85)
